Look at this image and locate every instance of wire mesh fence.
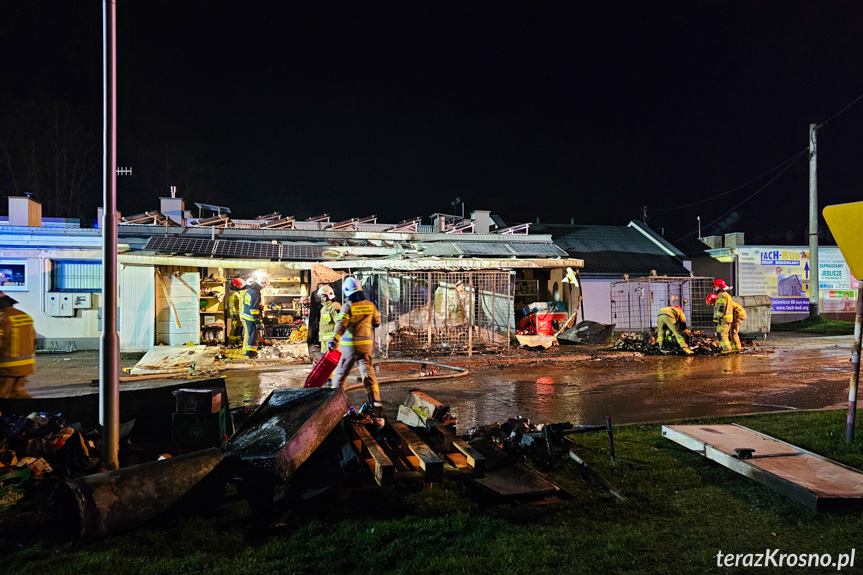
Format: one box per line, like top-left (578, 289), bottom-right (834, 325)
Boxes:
top-left (375, 270), bottom-right (513, 356)
top-left (610, 276), bottom-right (715, 332)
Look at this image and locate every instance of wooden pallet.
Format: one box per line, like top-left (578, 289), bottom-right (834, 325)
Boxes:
top-left (347, 419), bottom-right (485, 486)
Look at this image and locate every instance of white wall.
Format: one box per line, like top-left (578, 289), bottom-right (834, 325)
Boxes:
top-left (8, 255), bottom-right (102, 350)
top-left (120, 264), bottom-right (155, 352)
top-left (580, 278), bottom-right (613, 324)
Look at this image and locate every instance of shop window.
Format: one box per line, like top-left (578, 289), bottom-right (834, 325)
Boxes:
top-left (53, 261), bottom-right (101, 292)
top-left (0, 260), bottom-right (28, 291)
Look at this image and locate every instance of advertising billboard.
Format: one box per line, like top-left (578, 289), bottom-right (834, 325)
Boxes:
top-left (737, 247), bottom-right (858, 313)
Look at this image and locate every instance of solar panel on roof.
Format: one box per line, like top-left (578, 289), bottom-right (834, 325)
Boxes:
top-left (456, 242), bottom-right (513, 256)
top-left (506, 243), bottom-right (568, 256)
top-left (419, 242), bottom-right (460, 256)
top-left (280, 244), bottom-right (327, 260)
top-left (212, 241), bottom-right (280, 260)
top-left (144, 237), bottom-right (216, 255)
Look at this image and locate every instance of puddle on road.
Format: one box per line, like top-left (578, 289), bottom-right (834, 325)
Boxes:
top-left (223, 348), bottom-right (853, 430)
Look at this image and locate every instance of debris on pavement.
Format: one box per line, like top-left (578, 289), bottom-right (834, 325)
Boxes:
top-left (612, 330), bottom-right (759, 355)
top-left (557, 321), bottom-right (615, 345)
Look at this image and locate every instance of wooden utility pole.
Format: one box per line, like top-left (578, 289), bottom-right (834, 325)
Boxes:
top-left (809, 123), bottom-right (820, 317)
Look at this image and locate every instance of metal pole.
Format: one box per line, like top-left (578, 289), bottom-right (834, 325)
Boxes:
top-left (845, 286), bottom-right (863, 442)
top-left (606, 416), bottom-right (616, 463)
top-left (427, 272), bottom-right (433, 350)
top-left (468, 273), bottom-right (473, 357)
top-left (809, 123), bottom-right (820, 317)
top-left (100, 0), bottom-right (120, 470)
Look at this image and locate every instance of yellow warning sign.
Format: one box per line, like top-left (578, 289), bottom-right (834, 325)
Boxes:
top-left (823, 201), bottom-right (863, 280)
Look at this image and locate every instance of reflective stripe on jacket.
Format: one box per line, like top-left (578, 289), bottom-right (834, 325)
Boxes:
top-left (714, 291), bottom-right (733, 322)
top-left (332, 299), bottom-right (381, 351)
top-left (240, 286), bottom-right (262, 321)
top-left (228, 290), bottom-right (244, 317)
top-left (319, 300), bottom-right (342, 344)
top-left (0, 308), bottom-right (36, 376)
top-left (657, 306), bottom-right (686, 326)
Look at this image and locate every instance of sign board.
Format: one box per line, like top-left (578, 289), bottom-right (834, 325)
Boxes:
top-left (738, 247), bottom-right (811, 312)
top-left (823, 202), bottom-right (863, 280)
top-left (737, 247), bottom-right (858, 313)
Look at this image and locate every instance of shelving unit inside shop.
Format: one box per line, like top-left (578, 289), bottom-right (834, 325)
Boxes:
top-left (262, 271), bottom-right (310, 339)
top-left (199, 276), bottom-right (227, 345)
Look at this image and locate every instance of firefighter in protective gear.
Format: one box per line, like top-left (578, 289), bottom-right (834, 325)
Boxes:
top-left (240, 279), bottom-right (263, 358)
top-left (730, 300), bottom-right (747, 353)
top-left (228, 278), bottom-right (246, 345)
top-left (316, 285), bottom-right (341, 351)
top-left (656, 305), bottom-right (694, 355)
top-left (0, 292), bottom-right (36, 399)
top-left (712, 279), bottom-right (734, 355)
top-left (328, 277), bottom-right (383, 425)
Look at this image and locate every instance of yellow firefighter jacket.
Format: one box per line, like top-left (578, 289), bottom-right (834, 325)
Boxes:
top-left (731, 301), bottom-right (747, 322)
top-left (332, 298), bottom-right (381, 352)
top-left (0, 307), bottom-right (36, 376)
top-left (319, 300), bottom-right (342, 346)
top-left (714, 291), bottom-right (733, 323)
top-left (228, 290), bottom-right (244, 318)
top-left (657, 306), bottom-right (687, 330)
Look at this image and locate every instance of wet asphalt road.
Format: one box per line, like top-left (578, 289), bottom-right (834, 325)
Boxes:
top-left (222, 335), bottom-right (854, 428)
top-left (28, 335), bottom-right (854, 428)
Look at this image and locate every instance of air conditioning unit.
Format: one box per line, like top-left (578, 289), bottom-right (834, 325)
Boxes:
top-left (46, 292), bottom-right (74, 317)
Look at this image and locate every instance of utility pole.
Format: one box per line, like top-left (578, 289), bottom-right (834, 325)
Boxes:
top-left (809, 123), bottom-right (819, 317)
top-left (100, 0), bottom-right (120, 470)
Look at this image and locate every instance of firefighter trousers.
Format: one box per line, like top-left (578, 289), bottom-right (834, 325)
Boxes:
top-left (716, 319), bottom-right (733, 354)
top-left (0, 375), bottom-right (32, 399)
top-left (331, 346), bottom-right (380, 406)
top-left (730, 320), bottom-right (743, 352)
top-left (657, 316), bottom-right (690, 350)
top-left (242, 318), bottom-right (259, 356)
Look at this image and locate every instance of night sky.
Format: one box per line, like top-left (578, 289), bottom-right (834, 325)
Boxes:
top-left (2, 1), bottom-right (863, 242)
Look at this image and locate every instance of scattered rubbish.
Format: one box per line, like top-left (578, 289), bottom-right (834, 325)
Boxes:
top-left (222, 388), bottom-right (349, 479)
top-left (57, 448), bottom-right (224, 541)
top-left (612, 330), bottom-right (758, 355)
top-left (663, 424), bottom-right (863, 512)
top-left (557, 321), bottom-right (615, 345)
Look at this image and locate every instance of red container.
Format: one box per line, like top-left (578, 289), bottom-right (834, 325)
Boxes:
top-left (303, 349), bottom-right (342, 388)
top-left (536, 313), bottom-right (554, 335)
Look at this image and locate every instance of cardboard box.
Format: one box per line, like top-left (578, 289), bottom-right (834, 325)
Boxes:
top-left (175, 388), bottom-right (223, 414)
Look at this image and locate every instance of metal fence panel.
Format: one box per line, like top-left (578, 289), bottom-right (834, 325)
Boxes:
top-left (379, 270), bottom-right (512, 356)
top-left (610, 276), bottom-right (715, 332)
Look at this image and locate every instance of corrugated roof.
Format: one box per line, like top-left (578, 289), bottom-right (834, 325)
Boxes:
top-left (531, 223), bottom-right (690, 276)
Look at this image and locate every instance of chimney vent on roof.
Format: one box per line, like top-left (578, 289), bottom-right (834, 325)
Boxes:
top-left (724, 232), bottom-right (745, 247)
top-left (9, 196), bottom-right (42, 227)
top-left (701, 235), bottom-right (723, 249)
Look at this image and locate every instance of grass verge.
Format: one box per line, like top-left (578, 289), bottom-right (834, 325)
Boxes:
top-left (3, 409), bottom-right (863, 574)
top-left (772, 315), bottom-right (855, 335)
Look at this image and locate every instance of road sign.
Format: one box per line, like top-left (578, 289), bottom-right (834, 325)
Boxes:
top-left (823, 202), bottom-right (863, 280)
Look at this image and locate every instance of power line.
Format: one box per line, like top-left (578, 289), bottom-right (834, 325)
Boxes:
top-left (655, 87), bottom-right (863, 215)
top-left (652, 148), bottom-right (807, 212)
top-left (677, 148), bottom-right (807, 242)
top-left (816, 88), bottom-right (863, 129)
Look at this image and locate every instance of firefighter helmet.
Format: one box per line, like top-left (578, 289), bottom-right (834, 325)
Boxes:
top-left (713, 279), bottom-right (728, 290)
top-left (231, 278), bottom-right (245, 289)
top-left (342, 276), bottom-right (361, 297)
top-left (674, 305), bottom-right (682, 311)
top-left (705, 293), bottom-right (718, 305)
top-left (317, 285), bottom-right (335, 301)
